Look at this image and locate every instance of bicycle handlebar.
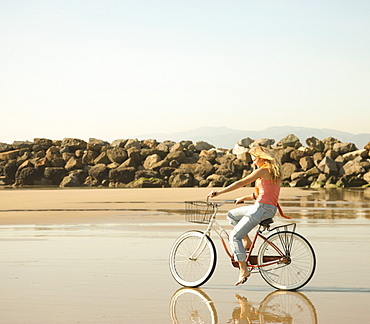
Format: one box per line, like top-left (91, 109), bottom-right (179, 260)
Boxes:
top-left (208, 199), bottom-right (237, 208)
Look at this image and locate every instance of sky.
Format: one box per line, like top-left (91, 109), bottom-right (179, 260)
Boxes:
top-left (1, 0), bottom-right (369, 144)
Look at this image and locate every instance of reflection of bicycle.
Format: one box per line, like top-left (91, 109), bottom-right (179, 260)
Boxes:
top-left (170, 288), bottom-right (218, 324)
top-left (169, 200), bottom-right (316, 290)
top-left (170, 288), bottom-right (318, 324)
top-left (258, 291), bottom-right (318, 324)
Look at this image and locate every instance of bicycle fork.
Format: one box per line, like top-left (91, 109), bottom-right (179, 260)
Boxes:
top-left (189, 236), bottom-right (209, 261)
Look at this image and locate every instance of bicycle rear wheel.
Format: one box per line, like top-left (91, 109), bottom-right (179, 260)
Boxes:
top-left (258, 231), bottom-right (316, 290)
top-left (169, 230), bottom-right (217, 287)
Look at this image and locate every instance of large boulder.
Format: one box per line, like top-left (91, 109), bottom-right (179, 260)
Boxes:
top-left (281, 162), bottom-right (298, 180)
top-left (290, 177), bottom-right (311, 187)
top-left (126, 177), bottom-right (166, 188)
top-left (317, 156), bottom-right (338, 175)
top-left (275, 148), bottom-right (295, 164)
top-left (306, 166), bottom-right (321, 177)
top-left (87, 138), bottom-right (110, 152)
top-left (109, 166), bottom-right (136, 184)
top-left (290, 148), bottom-right (307, 162)
top-left (34, 157), bottom-right (51, 169)
top-left (44, 167), bottom-right (68, 185)
top-left (237, 137), bottom-right (254, 148)
top-left (193, 141), bottom-right (214, 152)
top-left (166, 151), bottom-right (186, 164)
top-left (215, 158), bottom-right (235, 177)
top-left (135, 170), bottom-right (161, 180)
top-left (364, 141), bottom-right (370, 151)
top-left (199, 150), bottom-right (217, 164)
top-left (65, 157), bottom-right (83, 171)
top-left (59, 170), bottom-right (86, 187)
top-left (150, 159), bottom-right (169, 171)
top-left (82, 150), bottom-right (100, 165)
top-left (342, 149), bottom-right (368, 162)
top-left (12, 141), bottom-right (33, 150)
top-left (141, 139), bottom-right (158, 149)
top-left (0, 142), bottom-right (12, 152)
top-left (143, 154), bottom-right (162, 169)
top-left (61, 138), bottom-right (87, 151)
top-left (159, 167), bottom-right (176, 179)
top-left (89, 164), bottom-right (109, 182)
top-left (299, 156), bottom-right (315, 171)
top-left (333, 142), bottom-right (357, 155)
top-left (0, 149), bottom-right (20, 161)
top-left (337, 176), bottom-right (367, 188)
top-left (363, 172), bottom-right (370, 184)
top-left (34, 138), bottom-right (53, 149)
top-left (126, 147), bottom-right (142, 164)
top-left (111, 139), bottom-right (128, 148)
top-left (106, 147), bottom-right (128, 164)
top-left (278, 134), bottom-right (301, 149)
top-left (169, 142), bottom-right (184, 153)
top-left (3, 160), bottom-right (18, 180)
top-left (206, 174), bottom-right (228, 187)
top-left (195, 160), bottom-right (215, 178)
top-left (250, 138), bottom-right (275, 148)
top-left (94, 152), bottom-right (111, 165)
top-left (322, 137), bottom-right (341, 151)
top-left (124, 139), bottom-right (141, 150)
top-left (156, 141), bottom-right (175, 152)
top-left (15, 167), bottom-right (41, 185)
top-left (343, 161), bottom-right (366, 176)
top-left (306, 137), bottom-right (324, 152)
top-left (45, 147), bottom-right (65, 167)
top-left (169, 171), bottom-right (194, 187)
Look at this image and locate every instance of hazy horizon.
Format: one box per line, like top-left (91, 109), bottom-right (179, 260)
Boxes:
top-left (2, 125), bottom-right (369, 150)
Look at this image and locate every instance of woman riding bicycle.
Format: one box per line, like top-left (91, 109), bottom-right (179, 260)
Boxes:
top-left (208, 146), bottom-right (282, 286)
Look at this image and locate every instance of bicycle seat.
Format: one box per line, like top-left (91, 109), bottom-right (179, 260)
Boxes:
top-left (259, 218), bottom-right (274, 228)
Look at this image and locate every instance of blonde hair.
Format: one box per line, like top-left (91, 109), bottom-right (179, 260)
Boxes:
top-left (249, 146), bottom-right (282, 183)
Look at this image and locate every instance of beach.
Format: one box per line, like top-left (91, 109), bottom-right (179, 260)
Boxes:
top-left (1, 187), bottom-right (370, 323)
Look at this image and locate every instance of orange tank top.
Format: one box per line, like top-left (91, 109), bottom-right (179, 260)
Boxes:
top-left (256, 178), bottom-right (281, 207)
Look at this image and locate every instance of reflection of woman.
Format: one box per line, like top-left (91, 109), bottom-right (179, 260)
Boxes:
top-left (208, 146), bottom-right (282, 286)
top-left (229, 291), bottom-right (318, 324)
top-left (228, 294), bottom-right (258, 324)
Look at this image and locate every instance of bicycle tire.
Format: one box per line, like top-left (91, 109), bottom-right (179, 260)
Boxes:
top-left (170, 288), bottom-right (218, 324)
top-left (258, 231), bottom-right (316, 290)
top-left (169, 230), bottom-right (217, 287)
top-left (259, 290), bottom-right (318, 324)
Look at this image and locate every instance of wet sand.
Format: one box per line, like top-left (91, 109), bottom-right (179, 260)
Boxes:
top-left (1, 187), bottom-right (370, 323)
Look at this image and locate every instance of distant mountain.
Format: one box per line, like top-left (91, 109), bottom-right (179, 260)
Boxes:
top-left (136, 126), bottom-right (370, 149)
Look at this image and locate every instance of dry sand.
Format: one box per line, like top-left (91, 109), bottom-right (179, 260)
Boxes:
top-left (1, 187), bottom-right (370, 323)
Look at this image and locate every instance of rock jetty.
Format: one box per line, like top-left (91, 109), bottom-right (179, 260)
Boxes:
top-left (0, 134), bottom-right (370, 189)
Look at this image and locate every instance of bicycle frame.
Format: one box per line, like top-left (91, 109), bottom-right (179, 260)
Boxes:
top-left (198, 200), bottom-right (297, 271)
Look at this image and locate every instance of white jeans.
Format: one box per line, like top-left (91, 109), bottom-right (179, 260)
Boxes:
top-left (227, 202), bottom-right (277, 262)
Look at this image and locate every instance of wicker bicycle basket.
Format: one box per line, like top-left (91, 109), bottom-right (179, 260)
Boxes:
top-left (185, 201), bottom-right (216, 224)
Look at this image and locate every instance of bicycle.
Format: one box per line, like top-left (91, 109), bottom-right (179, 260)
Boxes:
top-left (170, 287), bottom-right (318, 324)
top-left (169, 200), bottom-right (316, 290)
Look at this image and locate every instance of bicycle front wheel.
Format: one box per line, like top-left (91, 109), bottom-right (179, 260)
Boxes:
top-left (258, 231), bottom-right (316, 290)
top-left (170, 288), bottom-right (218, 324)
top-left (169, 230), bottom-right (217, 287)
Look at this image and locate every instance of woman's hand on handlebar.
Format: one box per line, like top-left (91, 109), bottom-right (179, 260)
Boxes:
top-left (207, 190), bottom-right (219, 199)
top-left (235, 197), bottom-right (245, 204)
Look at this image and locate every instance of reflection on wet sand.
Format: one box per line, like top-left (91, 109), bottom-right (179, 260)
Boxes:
top-left (280, 188), bottom-right (370, 219)
top-left (170, 288), bottom-right (317, 324)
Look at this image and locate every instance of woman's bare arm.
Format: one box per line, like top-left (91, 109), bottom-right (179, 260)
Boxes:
top-left (208, 168), bottom-right (270, 198)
